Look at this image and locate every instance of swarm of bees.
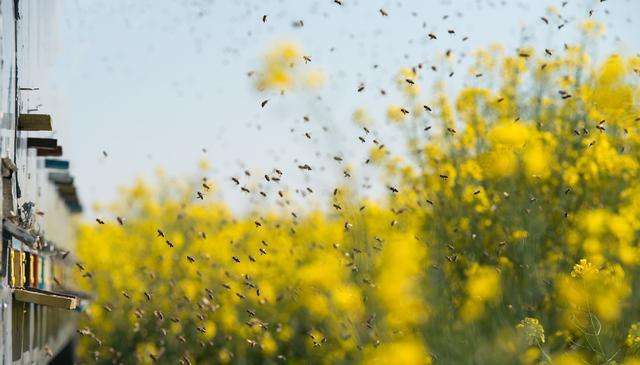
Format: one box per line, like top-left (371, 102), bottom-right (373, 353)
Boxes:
top-left (77, 0), bottom-right (634, 363)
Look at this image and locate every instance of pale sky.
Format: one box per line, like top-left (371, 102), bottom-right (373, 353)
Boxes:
top-left (34, 0), bottom-right (640, 217)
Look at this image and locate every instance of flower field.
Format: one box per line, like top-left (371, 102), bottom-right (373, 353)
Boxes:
top-left (75, 24), bottom-right (640, 365)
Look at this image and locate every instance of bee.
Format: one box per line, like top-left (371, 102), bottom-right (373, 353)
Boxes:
top-left (153, 310), bottom-right (163, 320)
top-left (96, 218), bottom-right (105, 224)
top-left (379, 8), bottom-right (388, 16)
top-left (260, 99), bottom-right (269, 108)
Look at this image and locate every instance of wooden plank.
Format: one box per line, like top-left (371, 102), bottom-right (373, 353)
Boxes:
top-left (26, 138), bottom-right (57, 149)
top-left (56, 185), bottom-right (76, 195)
top-left (57, 289), bottom-right (93, 301)
top-left (3, 220), bottom-right (37, 245)
top-left (48, 172), bottom-right (73, 185)
top-left (10, 250), bottom-right (24, 287)
top-left (44, 159), bottom-right (69, 170)
top-left (37, 146), bottom-right (62, 157)
top-left (17, 114), bottom-right (52, 131)
top-left (65, 202), bottom-right (82, 214)
top-left (13, 288), bottom-right (77, 310)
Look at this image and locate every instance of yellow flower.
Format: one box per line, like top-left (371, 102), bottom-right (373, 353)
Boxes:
top-left (488, 122), bottom-right (529, 147)
top-left (512, 230), bottom-right (528, 240)
top-left (353, 107), bottom-right (373, 127)
top-left (581, 19), bottom-right (605, 37)
top-left (364, 339), bottom-right (430, 365)
top-left (305, 68), bottom-right (325, 88)
top-left (516, 317), bottom-right (545, 345)
top-left (387, 104), bottom-right (407, 122)
top-left (466, 264), bottom-right (501, 301)
top-left (570, 259), bottom-right (598, 278)
top-left (627, 323), bottom-right (640, 350)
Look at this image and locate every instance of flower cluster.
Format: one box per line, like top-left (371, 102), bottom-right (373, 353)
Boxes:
top-left (517, 317), bottom-right (546, 346)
